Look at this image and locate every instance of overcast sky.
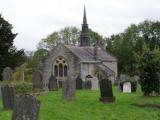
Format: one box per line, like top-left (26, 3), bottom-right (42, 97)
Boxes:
top-left (0, 0), bottom-right (160, 50)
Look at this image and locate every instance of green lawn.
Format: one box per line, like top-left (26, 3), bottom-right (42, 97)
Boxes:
top-left (0, 87), bottom-right (160, 120)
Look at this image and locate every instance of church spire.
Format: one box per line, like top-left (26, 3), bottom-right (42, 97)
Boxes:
top-left (83, 6), bottom-right (87, 24)
top-left (80, 6), bottom-right (90, 46)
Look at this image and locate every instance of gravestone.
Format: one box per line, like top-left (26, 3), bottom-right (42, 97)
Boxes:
top-left (84, 80), bottom-right (92, 89)
top-left (99, 79), bottom-right (115, 103)
top-left (76, 76), bottom-right (83, 89)
top-left (123, 82), bottom-right (131, 93)
top-left (62, 78), bottom-right (75, 101)
top-left (12, 94), bottom-right (40, 120)
top-left (32, 70), bottom-right (43, 91)
top-left (20, 64), bottom-right (25, 81)
top-left (2, 67), bottom-right (13, 81)
top-left (1, 85), bottom-right (14, 109)
top-left (48, 75), bottom-right (58, 91)
top-left (91, 77), bottom-right (99, 90)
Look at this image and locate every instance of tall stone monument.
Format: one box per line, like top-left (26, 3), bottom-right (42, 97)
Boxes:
top-left (62, 78), bottom-right (75, 101)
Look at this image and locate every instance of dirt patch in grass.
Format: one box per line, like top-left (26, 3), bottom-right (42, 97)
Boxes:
top-left (132, 103), bottom-right (160, 109)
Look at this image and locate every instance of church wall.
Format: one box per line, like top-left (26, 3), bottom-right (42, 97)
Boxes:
top-left (40, 44), bottom-right (81, 90)
top-left (80, 63), bottom-right (96, 81)
top-left (103, 61), bottom-right (118, 83)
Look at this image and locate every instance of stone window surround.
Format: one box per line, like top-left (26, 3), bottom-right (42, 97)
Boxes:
top-left (53, 57), bottom-right (68, 81)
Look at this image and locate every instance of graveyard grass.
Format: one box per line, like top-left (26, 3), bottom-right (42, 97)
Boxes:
top-left (0, 86), bottom-right (160, 120)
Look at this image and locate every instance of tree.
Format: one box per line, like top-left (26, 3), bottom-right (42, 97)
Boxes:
top-left (106, 20), bottom-right (160, 75)
top-left (37, 26), bottom-right (104, 50)
top-left (0, 14), bottom-right (25, 80)
top-left (138, 44), bottom-right (160, 96)
top-left (37, 27), bottom-right (80, 50)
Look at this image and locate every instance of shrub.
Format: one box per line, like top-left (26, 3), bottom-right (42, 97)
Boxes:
top-left (0, 81), bottom-right (33, 95)
top-left (131, 81), bottom-right (137, 92)
top-left (13, 82), bottom-right (33, 94)
top-left (139, 47), bottom-right (160, 96)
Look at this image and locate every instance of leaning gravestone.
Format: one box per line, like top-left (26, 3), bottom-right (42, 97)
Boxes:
top-left (1, 85), bottom-right (14, 109)
top-left (20, 64), bottom-right (25, 81)
top-left (12, 94), bottom-right (40, 120)
top-left (2, 67), bottom-right (13, 81)
top-left (123, 82), bottom-right (131, 93)
top-left (62, 78), bottom-right (75, 101)
top-left (32, 70), bottom-right (43, 91)
top-left (99, 79), bottom-right (115, 103)
top-left (48, 75), bottom-right (57, 91)
top-left (76, 76), bottom-right (83, 89)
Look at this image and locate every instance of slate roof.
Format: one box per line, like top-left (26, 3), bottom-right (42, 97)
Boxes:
top-left (96, 63), bottom-right (115, 76)
top-left (65, 45), bottom-right (117, 62)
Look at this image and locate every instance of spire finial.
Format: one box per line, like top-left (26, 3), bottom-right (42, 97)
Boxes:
top-left (83, 5), bottom-right (87, 24)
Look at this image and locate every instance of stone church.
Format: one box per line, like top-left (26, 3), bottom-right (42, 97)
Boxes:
top-left (39, 7), bottom-right (117, 90)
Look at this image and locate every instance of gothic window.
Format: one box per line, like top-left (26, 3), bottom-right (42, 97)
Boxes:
top-left (59, 63), bottom-right (63, 77)
top-left (54, 57), bottom-right (68, 79)
top-left (64, 65), bottom-right (67, 76)
top-left (54, 65), bottom-right (58, 77)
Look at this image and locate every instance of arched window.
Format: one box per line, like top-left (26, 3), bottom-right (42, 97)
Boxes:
top-left (54, 65), bottom-right (58, 77)
top-left (54, 57), bottom-right (68, 79)
top-left (64, 65), bottom-right (67, 77)
top-left (59, 63), bottom-right (63, 77)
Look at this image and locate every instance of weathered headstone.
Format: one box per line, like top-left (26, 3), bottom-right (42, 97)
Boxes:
top-left (2, 67), bottom-right (13, 81)
top-left (1, 85), bottom-right (14, 109)
top-left (99, 79), bottom-right (115, 103)
top-left (123, 82), bottom-right (131, 93)
top-left (12, 94), bottom-right (40, 120)
top-left (20, 64), bottom-right (25, 81)
top-left (32, 70), bottom-right (43, 91)
top-left (91, 77), bottom-right (99, 90)
top-left (76, 76), bottom-right (83, 89)
top-left (62, 78), bottom-right (75, 101)
top-left (48, 75), bottom-right (58, 91)
top-left (84, 80), bottom-right (92, 89)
